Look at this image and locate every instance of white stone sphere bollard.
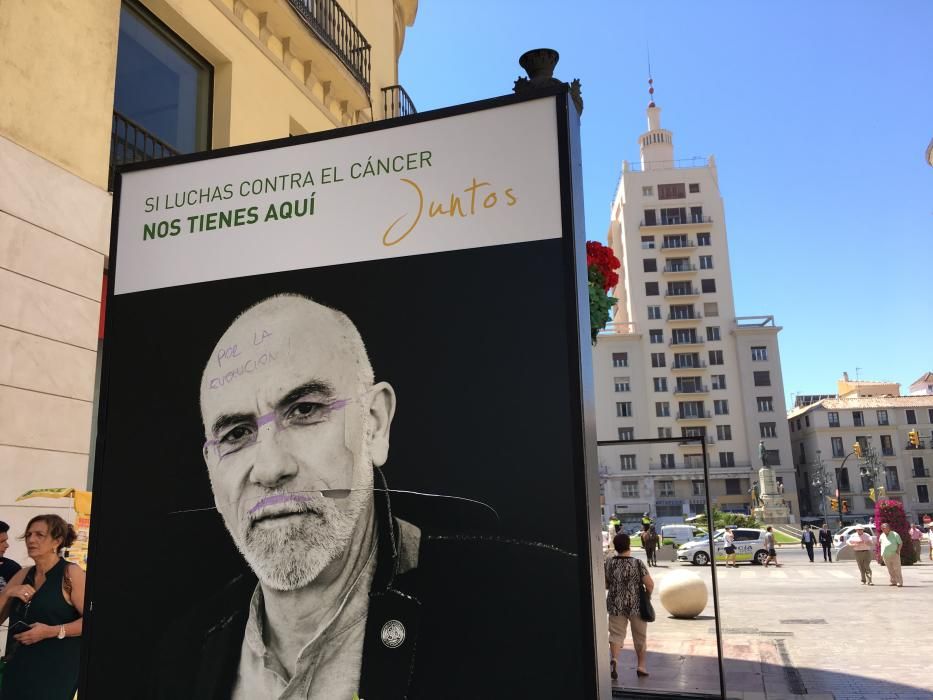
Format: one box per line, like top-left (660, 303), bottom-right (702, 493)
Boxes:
top-left (658, 570), bottom-right (708, 619)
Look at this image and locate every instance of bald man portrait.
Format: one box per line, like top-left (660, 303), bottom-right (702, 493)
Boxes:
top-left (152, 293), bottom-right (585, 700)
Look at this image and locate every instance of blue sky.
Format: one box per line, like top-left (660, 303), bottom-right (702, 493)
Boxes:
top-left (399, 1), bottom-right (933, 405)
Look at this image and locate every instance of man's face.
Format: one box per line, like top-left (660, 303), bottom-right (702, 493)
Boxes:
top-left (881, 524), bottom-right (890, 533)
top-left (200, 299), bottom-right (393, 591)
top-left (0, 532), bottom-right (8, 557)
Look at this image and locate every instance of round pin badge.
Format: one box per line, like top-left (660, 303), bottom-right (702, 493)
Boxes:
top-left (380, 619), bottom-right (406, 649)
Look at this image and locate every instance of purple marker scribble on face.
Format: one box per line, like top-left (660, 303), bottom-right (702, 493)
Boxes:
top-left (248, 493), bottom-right (312, 515)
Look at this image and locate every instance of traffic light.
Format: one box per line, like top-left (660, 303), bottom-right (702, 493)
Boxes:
top-left (829, 497), bottom-right (838, 511)
top-left (853, 442), bottom-right (863, 458)
top-left (908, 430), bottom-right (920, 448)
top-left (842, 499), bottom-right (849, 513)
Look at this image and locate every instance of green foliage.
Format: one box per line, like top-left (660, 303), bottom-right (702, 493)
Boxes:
top-left (692, 508), bottom-right (762, 529)
top-left (588, 267), bottom-right (616, 343)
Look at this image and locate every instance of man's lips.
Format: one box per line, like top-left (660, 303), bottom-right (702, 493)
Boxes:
top-left (247, 493), bottom-right (318, 523)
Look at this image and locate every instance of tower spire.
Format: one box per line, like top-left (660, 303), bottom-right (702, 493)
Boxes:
top-left (638, 57), bottom-right (674, 170)
top-left (647, 45), bottom-right (655, 108)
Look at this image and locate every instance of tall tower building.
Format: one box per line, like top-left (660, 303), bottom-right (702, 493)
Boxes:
top-left (594, 84), bottom-right (798, 527)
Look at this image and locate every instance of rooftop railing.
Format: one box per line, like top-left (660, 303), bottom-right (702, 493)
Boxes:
top-left (109, 110), bottom-right (179, 190)
top-left (287, 0), bottom-right (371, 92)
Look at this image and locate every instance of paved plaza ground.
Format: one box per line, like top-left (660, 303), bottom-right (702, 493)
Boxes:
top-left (609, 544), bottom-right (933, 699)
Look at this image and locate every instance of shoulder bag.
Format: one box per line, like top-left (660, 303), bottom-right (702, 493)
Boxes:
top-left (637, 560), bottom-right (655, 622)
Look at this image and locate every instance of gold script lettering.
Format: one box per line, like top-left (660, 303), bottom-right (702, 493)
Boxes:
top-left (382, 178), bottom-right (423, 246)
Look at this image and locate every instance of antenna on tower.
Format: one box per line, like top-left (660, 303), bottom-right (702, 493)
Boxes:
top-left (647, 44), bottom-right (655, 107)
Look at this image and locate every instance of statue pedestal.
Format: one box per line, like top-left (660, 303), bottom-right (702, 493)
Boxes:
top-left (753, 495), bottom-right (791, 525)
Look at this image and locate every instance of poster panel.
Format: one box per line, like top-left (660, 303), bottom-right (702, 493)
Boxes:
top-left (84, 90), bottom-right (602, 699)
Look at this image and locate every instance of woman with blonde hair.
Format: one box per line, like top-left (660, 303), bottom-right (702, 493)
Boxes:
top-left (0, 514), bottom-right (85, 699)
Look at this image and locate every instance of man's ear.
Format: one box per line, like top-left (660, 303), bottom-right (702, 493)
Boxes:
top-left (366, 381), bottom-right (396, 467)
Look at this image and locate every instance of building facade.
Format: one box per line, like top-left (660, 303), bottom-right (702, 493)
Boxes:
top-left (790, 396), bottom-right (933, 523)
top-left (594, 96), bottom-right (798, 527)
top-left (0, 0), bottom-right (417, 562)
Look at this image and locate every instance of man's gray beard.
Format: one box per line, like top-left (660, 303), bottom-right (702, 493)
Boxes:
top-left (223, 456), bottom-right (373, 591)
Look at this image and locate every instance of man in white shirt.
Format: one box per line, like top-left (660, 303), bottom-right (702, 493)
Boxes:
top-left (846, 525), bottom-right (873, 585)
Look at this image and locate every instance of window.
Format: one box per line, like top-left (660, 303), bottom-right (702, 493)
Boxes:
top-left (657, 480), bottom-right (675, 497)
top-left (751, 346), bottom-right (768, 361)
top-left (827, 411), bottom-right (840, 427)
top-left (114, 1), bottom-right (212, 181)
top-left (679, 401), bottom-right (705, 418)
top-left (717, 425), bottom-right (732, 441)
top-left (645, 282), bottom-right (659, 296)
top-left (697, 232), bottom-right (711, 246)
top-left (658, 183), bottom-right (686, 199)
top-left (918, 485), bottom-right (930, 503)
top-left (643, 209), bottom-right (657, 226)
top-left (855, 436), bottom-right (868, 454)
top-left (836, 467), bottom-right (851, 492)
top-left (701, 278), bottom-right (716, 293)
top-left (647, 305), bottom-right (662, 319)
top-left (689, 183), bottom-right (700, 193)
top-left (929, 409), bottom-right (933, 423)
top-left (684, 454), bottom-right (704, 469)
top-left (612, 352), bottom-right (628, 367)
top-left (672, 328), bottom-right (699, 345)
top-left (641, 236), bottom-right (655, 249)
top-left (692, 480), bottom-right (705, 496)
top-left (760, 422), bottom-right (777, 438)
top-left (660, 453), bottom-right (676, 468)
top-left (669, 304), bottom-right (695, 320)
top-left (667, 281), bottom-right (694, 296)
top-left (880, 434), bottom-right (894, 456)
top-left (709, 350), bottom-right (724, 365)
top-left (658, 427), bottom-right (672, 439)
top-left (757, 396), bottom-right (773, 412)
top-left (714, 399), bottom-right (729, 415)
top-left (690, 206), bottom-right (704, 223)
top-left (651, 352), bottom-right (666, 368)
top-left (703, 302), bottom-right (718, 317)
top-left (914, 457), bottom-right (928, 477)
top-left (699, 255), bottom-right (713, 269)
top-left (885, 466), bottom-right (901, 492)
top-left (642, 186), bottom-right (654, 197)
top-left (616, 402), bottom-right (632, 417)
top-left (653, 377), bottom-right (668, 392)
top-left (711, 374), bottom-right (726, 390)
top-left (674, 353), bottom-right (702, 369)
top-left (618, 427), bottom-right (634, 441)
top-left (706, 326), bottom-right (721, 341)
top-left (906, 409), bottom-right (917, 425)
top-left (725, 478), bottom-right (741, 495)
top-left (620, 455), bottom-right (637, 470)
top-left (643, 258), bottom-right (657, 273)
top-left (649, 329), bottom-right (664, 344)
top-left (666, 257), bottom-right (691, 272)
top-left (753, 371), bottom-right (771, 386)
top-left (663, 234), bottom-right (689, 249)
top-left (852, 411), bottom-right (864, 427)
top-left (876, 410), bottom-right (889, 426)
top-left (660, 207), bottom-right (686, 225)
top-left (614, 377), bottom-right (630, 392)
top-left (621, 481), bottom-right (639, 498)
top-left (831, 437), bottom-right (844, 458)
top-left (765, 449), bottom-right (781, 465)
top-left (656, 401), bottom-right (670, 417)
top-left (719, 452), bottom-right (735, 468)
top-left (799, 442), bottom-right (806, 464)
top-left (805, 416), bottom-right (810, 427)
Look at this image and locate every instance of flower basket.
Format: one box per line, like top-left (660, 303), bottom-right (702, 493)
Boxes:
top-left (586, 241), bottom-right (620, 343)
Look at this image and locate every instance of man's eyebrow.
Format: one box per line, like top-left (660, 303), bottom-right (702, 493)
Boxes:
top-left (211, 412), bottom-right (255, 437)
top-left (276, 380), bottom-right (336, 410)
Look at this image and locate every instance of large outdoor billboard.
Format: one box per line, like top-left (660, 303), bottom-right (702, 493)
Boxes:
top-left (84, 88), bottom-right (605, 699)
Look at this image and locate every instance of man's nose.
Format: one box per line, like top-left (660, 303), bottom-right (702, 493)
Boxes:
top-left (248, 422), bottom-right (299, 488)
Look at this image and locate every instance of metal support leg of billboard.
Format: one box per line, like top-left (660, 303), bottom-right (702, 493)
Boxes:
top-left (596, 435), bottom-right (726, 700)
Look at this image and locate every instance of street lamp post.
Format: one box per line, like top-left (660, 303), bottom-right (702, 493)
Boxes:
top-left (858, 438), bottom-right (884, 504)
top-left (810, 449), bottom-right (834, 524)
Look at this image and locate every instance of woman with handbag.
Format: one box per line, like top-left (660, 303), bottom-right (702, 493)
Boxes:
top-left (0, 514), bottom-right (84, 699)
top-left (605, 532), bottom-right (654, 682)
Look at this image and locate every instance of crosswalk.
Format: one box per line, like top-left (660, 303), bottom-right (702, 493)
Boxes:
top-left (647, 563), bottom-right (893, 584)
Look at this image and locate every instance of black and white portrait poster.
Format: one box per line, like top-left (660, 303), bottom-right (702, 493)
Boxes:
top-left (84, 90), bottom-right (606, 699)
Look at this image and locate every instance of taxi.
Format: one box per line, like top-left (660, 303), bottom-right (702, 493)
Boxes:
top-left (677, 528), bottom-right (770, 566)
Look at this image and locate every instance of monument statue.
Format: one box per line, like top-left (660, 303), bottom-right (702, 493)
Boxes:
top-left (752, 440), bottom-right (792, 524)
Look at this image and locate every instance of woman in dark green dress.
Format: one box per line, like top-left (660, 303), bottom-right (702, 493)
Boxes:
top-left (0, 514), bottom-right (85, 699)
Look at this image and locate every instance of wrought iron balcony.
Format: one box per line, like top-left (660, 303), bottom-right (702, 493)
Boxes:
top-left (913, 468), bottom-right (931, 478)
top-left (381, 84), bottom-right (416, 119)
top-left (668, 312), bottom-right (702, 321)
top-left (672, 360), bottom-right (708, 371)
top-left (669, 336), bottom-right (704, 346)
top-left (287, 0), bottom-right (371, 92)
top-left (660, 240), bottom-right (696, 249)
top-left (109, 110), bottom-right (179, 190)
top-left (641, 217), bottom-right (712, 227)
top-left (663, 263), bottom-right (698, 273)
top-left (674, 386), bottom-right (709, 395)
top-left (664, 288), bottom-right (699, 298)
top-left (676, 410), bottom-right (712, 421)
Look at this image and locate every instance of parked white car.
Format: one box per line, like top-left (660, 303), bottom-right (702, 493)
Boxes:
top-left (659, 524), bottom-right (707, 547)
top-left (834, 524), bottom-right (876, 550)
top-left (677, 528), bottom-right (770, 566)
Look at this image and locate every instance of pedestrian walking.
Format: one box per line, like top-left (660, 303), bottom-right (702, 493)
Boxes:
top-left (763, 526), bottom-right (781, 567)
top-left (818, 523), bottom-right (833, 562)
top-left (846, 525), bottom-right (873, 585)
top-left (605, 533), bottom-right (654, 681)
top-left (908, 523), bottom-right (923, 562)
top-left (643, 526), bottom-right (659, 567)
top-left (800, 525), bottom-right (816, 563)
top-left (724, 526), bottom-right (737, 568)
top-left (879, 522), bottom-right (903, 587)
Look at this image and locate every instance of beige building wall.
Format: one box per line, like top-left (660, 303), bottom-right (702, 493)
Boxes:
top-left (0, 0), bottom-right (416, 565)
top-left (594, 99), bottom-right (798, 525)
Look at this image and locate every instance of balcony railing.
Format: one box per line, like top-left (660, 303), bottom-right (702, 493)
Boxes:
top-left (665, 289), bottom-right (699, 298)
top-left (660, 240), bottom-right (696, 249)
top-left (673, 360), bottom-right (708, 370)
top-left (674, 386), bottom-right (709, 395)
top-left (677, 410), bottom-right (712, 420)
top-left (669, 337), bottom-right (703, 346)
top-left (641, 216), bottom-right (713, 227)
top-left (287, 0), bottom-right (371, 92)
top-left (663, 264), bottom-right (698, 273)
top-left (382, 84), bottom-right (417, 119)
top-left (913, 468), bottom-right (931, 478)
top-left (109, 111), bottom-right (179, 190)
top-left (668, 312), bottom-right (702, 321)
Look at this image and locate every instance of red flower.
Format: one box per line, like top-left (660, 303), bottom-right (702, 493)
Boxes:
top-left (586, 241), bottom-right (620, 291)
